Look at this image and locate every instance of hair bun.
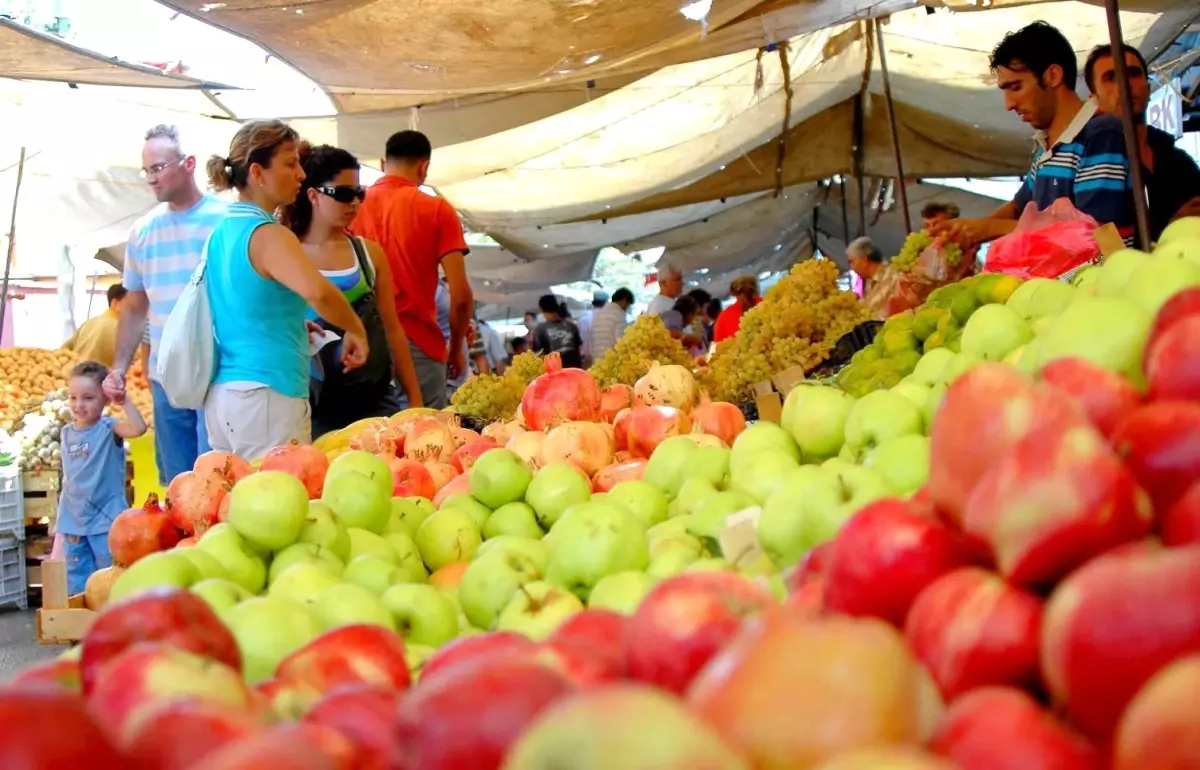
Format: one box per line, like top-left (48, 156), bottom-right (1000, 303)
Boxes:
top-left (297, 139), bottom-right (313, 165)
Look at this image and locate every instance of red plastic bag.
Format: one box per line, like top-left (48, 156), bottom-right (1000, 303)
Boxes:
top-left (984, 199), bottom-right (1103, 280)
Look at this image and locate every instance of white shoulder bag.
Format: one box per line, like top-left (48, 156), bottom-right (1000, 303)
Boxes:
top-left (155, 235), bottom-right (216, 409)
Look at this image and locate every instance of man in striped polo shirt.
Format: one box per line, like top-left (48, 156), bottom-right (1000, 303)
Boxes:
top-left (103, 125), bottom-right (228, 485)
top-left (931, 22), bottom-right (1136, 249)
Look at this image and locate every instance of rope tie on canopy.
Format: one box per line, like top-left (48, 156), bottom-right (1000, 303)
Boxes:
top-left (772, 40), bottom-right (793, 199)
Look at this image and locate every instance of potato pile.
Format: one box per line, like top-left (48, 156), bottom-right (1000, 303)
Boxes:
top-left (0, 347), bottom-right (78, 431)
top-left (115, 357), bottom-right (155, 429)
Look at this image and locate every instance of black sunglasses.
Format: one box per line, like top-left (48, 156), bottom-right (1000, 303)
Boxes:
top-left (317, 185), bottom-right (367, 204)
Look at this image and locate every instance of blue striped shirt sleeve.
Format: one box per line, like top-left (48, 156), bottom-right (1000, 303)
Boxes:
top-left (123, 226), bottom-right (145, 292)
top-left (1012, 169), bottom-right (1034, 212)
top-left (1073, 119), bottom-right (1135, 237)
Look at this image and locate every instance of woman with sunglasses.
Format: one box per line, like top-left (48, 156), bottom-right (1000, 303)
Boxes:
top-left (284, 143), bottom-right (423, 437)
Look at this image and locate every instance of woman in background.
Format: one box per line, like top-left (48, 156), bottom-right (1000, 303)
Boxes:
top-left (713, 276), bottom-right (759, 343)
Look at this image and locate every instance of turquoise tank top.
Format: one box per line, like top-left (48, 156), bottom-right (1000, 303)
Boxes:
top-left (206, 202), bottom-right (309, 399)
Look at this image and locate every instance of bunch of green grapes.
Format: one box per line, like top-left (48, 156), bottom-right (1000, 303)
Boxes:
top-left (508, 350), bottom-right (547, 384)
top-left (450, 372), bottom-right (525, 422)
top-left (812, 290), bottom-right (873, 342)
top-left (891, 231), bottom-right (934, 273)
top-left (942, 241), bottom-right (965, 267)
top-left (588, 314), bottom-right (695, 387)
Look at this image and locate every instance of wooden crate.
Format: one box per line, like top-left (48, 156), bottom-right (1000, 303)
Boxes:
top-left (21, 470), bottom-right (60, 526)
top-left (35, 559), bottom-right (96, 645)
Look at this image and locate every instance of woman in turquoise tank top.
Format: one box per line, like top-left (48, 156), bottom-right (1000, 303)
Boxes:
top-left (201, 120), bottom-right (369, 461)
top-left (282, 143), bottom-right (424, 436)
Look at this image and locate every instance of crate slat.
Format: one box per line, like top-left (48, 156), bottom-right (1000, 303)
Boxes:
top-left (21, 472), bottom-right (60, 493)
top-left (36, 559), bottom-right (97, 644)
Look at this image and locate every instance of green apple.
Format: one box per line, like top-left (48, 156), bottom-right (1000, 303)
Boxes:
top-left (1035, 296), bottom-right (1151, 386)
top-left (175, 548), bottom-right (230, 581)
top-left (469, 448), bottom-right (533, 509)
top-left (669, 477), bottom-right (720, 519)
top-left (1158, 217), bottom-right (1200, 245)
top-left (325, 450), bottom-right (393, 501)
top-left (1156, 234), bottom-right (1200, 264)
top-left (109, 551), bottom-right (201, 603)
top-left (405, 644), bottom-right (436, 683)
top-left (196, 523), bottom-right (267, 594)
top-left (322, 469), bottom-right (391, 534)
top-left (1005, 277), bottom-right (1075, 320)
top-left (607, 481), bottom-right (668, 529)
top-left (865, 433), bottom-right (931, 496)
top-left (342, 554), bottom-right (406, 595)
top-left (688, 489), bottom-right (756, 543)
top-left (647, 516), bottom-right (692, 546)
top-left (384, 531), bottom-right (429, 583)
top-left (298, 501), bottom-right (352, 563)
top-left (483, 502), bottom-right (545, 540)
top-left (380, 583), bottom-right (460, 647)
top-left (731, 422), bottom-right (800, 475)
top-left (587, 571), bottom-right (656, 614)
top-left (687, 558), bottom-right (734, 573)
top-left (691, 446), bottom-right (731, 489)
top-left (459, 548), bottom-right (544, 630)
top-left (347, 527), bottom-right (401, 564)
top-left (910, 348), bottom-right (956, 386)
top-left (268, 543), bottom-right (344, 585)
top-left (647, 533), bottom-right (705, 579)
top-left (780, 384), bottom-right (856, 461)
top-left (756, 465), bottom-right (838, 567)
top-left (440, 494), bottom-right (492, 529)
top-left (223, 596), bottom-right (322, 683)
top-left (730, 451), bottom-right (800, 504)
top-left (960, 303), bottom-right (1033, 361)
top-left (413, 507), bottom-right (482, 571)
top-left (190, 578), bottom-right (252, 615)
top-left (643, 436), bottom-right (699, 498)
top-left (384, 497), bottom-right (433, 539)
top-left (268, 562), bottom-right (342, 606)
top-left (497, 581), bottom-right (584, 640)
top-left (923, 381), bottom-right (948, 433)
top-left (546, 502), bottom-right (649, 599)
top-left (312, 583), bottom-right (396, 632)
top-left (1095, 249), bottom-right (1151, 297)
top-left (525, 463), bottom-right (592, 529)
top-left (1125, 255), bottom-right (1200, 316)
top-left (476, 536), bottom-right (549, 572)
top-left (936, 352), bottom-right (983, 386)
top-left (890, 380), bottom-right (932, 423)
top-left (227, 470), bottom-right (310, 552)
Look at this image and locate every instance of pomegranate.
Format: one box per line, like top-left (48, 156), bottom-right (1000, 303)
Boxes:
top-left (634, 363), bottom-right (698, 413)
top-left (166, 472), bottom-right (229, 538)
top-left (506, 431), bottom-right (547, 471)
top-left (599, 384), bottom-right (634, 423)
top-left (690, 398), bottom-right (746, 446)
top-left (424, 462), bottom-right (459, 495)
top-left (193, 451), bottom-right (253, 484)
top-left (520, 353), bottom-right (602, 430)
top-left (403, 417), bottom-right (456, 463)
top-left (216, 494), bottom-right (232, 523)
top-left (450, 439), bottom-right (500, 473)
top-left (373, 423), bottom-right (407, 456)
top-left (261, 442), bottom-right (330, 499)
top-left (482, 420), bottom-right (525, 446)
top-left (451, 427), bottom-right (481, 449)
top-left (376, 454), bottom-right (437, 498)
top-left (108, 494), bottom-right (181, 567)
top-left (621, 406), bottom-right (693, 459)
top-left (346, 418), bottom-right (389, 453)
top-left (539, 422), bottom-right (614, 476)
top-left (433, 474), bottom-right (472, 508)
top-left (682, 433), bottom-right (727, 449)
top-left (592, 460), bottom-right (647, 493)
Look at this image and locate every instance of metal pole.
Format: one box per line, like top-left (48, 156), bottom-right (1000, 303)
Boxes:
top-left (1104, 0), bottom-right (1152, 251)
top-left (875, 21), bottom-right (912, 235)
top-left (839, 176), bottom-right (851, 245)
top-left (0, 147), bottom-right (26, 345)
top-left (852, 96), bottom-right (867, 238)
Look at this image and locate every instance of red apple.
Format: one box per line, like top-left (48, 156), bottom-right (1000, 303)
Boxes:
top-left (1145, 287), bottom-right (1200, 366)
top-left (269, 723), bottom-right (358, 769)
top-left (964, 421), bottom-right (1154, 589)
top-left (275, 624), bottom-right (411, 695)
top-left (1040, 357), bottom-right (1143, 438)
top-left (929, 364), bottom-right (1088, 526)
top-left (904, 567), bottom-right (1043, 700)
top-left (419, 631), bottom-right (535, 687)
top-left (0, 689), bottom-right (124, 767)
top-left (1041, 543), bottom-right (1200, 744)
top-left (376, 455), bottom-right (436, 498)
top-left (304, 686), bottom-right (402, 770)
top-left (122, 700), bottom-right (261, 769)
top-left (1145, 316), bottom-right (1200, 402)
top-left (187, 728), bottom-right (341, 770)
top-left (87, 642), bottom-right (254, 742)
top-left (393, 656), bottom-right (575, 770)
top-left (1113, 654), bottom-right (1200, 770)
top-left (81, 587), bottom-right (241, 694)
top-left (591, 459), bottom-right (647, 493)
top-left (816, 748), bottom-right (957, 769)
top-left (449, 439), bottom-right (499, 473)
top-left (687, 614), bottom-right (943, 768)
top-left (823, 499), bottom-right (971, 627)
top-left (1112, 402), bottom-right (1200, 514)
top-left (624, 572), bottom-right (773, 695)
top-left (543, 609), bottom-right (626, 684)
top-left (1162, 482), bottom-right (1200, 547)
top-left (928, 687), bottom-right (1102, 769)
top-left (432, 472), bottom-right (471, 507)
top-left (9, 657), bottom-right (81, 692)
top-left (253, 677), bottom-right (316, 721)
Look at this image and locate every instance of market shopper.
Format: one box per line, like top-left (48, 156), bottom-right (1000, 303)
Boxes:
top-left (646, 262), bottom-right (684, 315)
top-left (64, 283), bottom-right (125, 367)
top-left (203, 121), bottom-right (368, 460)
top-left (105, 124), bottom-right (227, 485)
top-left (660, 295), bottom-right (706, 356)
top-left (713, 277), bottom-right (759, 343)
top-left (577, 291), bottom-right (607, 366)
top-left (532, 294), bottom-right (584, 368)
top-left (1084, 44), bottom-right (1200, 241)
top-left (60, 361), bottom-right (146, 595)
top-left (589, 287), bottom-right (634, 361)
top-left (931, 22), bottom-right (1136, 247)
top-left (351, 130), bottom-right (473, 409)
top-left (847, 237), bottom-right (885, 297)
top-left (476, 316), bottom-right (507, 374)
top-left (283, 143), bottom-right (423, 437)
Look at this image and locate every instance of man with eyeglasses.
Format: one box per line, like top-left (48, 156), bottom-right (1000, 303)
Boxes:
top-left (102, 124), bottom-right (228, 485)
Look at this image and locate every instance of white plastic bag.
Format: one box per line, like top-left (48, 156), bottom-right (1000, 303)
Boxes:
top-left (155, 237), bottom-right (215, 409)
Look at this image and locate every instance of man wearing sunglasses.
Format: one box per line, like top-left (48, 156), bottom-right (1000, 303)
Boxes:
top-left (351, 130), bottom-right (473, 409)
top-left (103, 124), bottom-right (228, 485)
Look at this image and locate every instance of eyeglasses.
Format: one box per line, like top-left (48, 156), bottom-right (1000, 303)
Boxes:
top-left (140, 157), bottom-right (185, 178)
top-left (318, 185), bottom-right (367, 204)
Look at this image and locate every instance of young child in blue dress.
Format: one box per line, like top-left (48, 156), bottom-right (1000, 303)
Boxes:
top-left (59, 361), bottom-right (146, 594)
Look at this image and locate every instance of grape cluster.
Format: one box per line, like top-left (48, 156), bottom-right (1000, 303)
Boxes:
top-left (942, 242), bottom-right (965, 267)
top-left (508, 351), bottom-right (547, 384)
top-left (589, 314), bottom-right (694, 387)
top-left (703, 259), bottom-right (872, 402)
top-left (891, 231), bottom-right (934, 273)
top-left (450, 372), bottom-right (526, 422)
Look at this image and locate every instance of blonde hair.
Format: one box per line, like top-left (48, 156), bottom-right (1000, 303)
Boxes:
top-left (206, 120), bottom-right (299, 192)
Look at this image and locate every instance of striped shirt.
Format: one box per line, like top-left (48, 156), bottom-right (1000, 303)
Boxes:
top-left (123, 195), bottom-right (228, 372)
top-left (1013, 99), bottom-right (1135, 244)
top-left (589, 302), bottom-right (628, 360)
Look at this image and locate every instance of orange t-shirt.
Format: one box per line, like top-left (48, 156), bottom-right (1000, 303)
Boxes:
top-left (350, 176), bottom-right (469, 363)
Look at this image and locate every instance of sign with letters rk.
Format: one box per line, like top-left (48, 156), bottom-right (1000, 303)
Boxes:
top-left (1147, 79), bottom-right (1183, 139)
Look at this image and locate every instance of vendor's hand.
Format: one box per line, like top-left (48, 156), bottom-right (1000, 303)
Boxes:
top-left (102, 369), bottom-right (127, 406)
top-left (447, 346), bottom-right (467, 381)
top-left (929, 217), bottom-right (992, 249)
top-left (305, 320), bottom-right (323, 339)
top-left (341, 332), bottom-right (369, 372)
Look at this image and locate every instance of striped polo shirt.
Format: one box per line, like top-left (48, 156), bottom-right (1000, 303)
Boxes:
top-left (1012, 99), bottom-right (1136, 244)
top-left (123, 195), bottom-right (228, 373)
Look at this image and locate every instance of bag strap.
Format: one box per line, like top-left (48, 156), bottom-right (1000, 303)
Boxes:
top-left (349, 236), bottom-right (376, 289)
top-left (190, 232), bottom-right (214, 284)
